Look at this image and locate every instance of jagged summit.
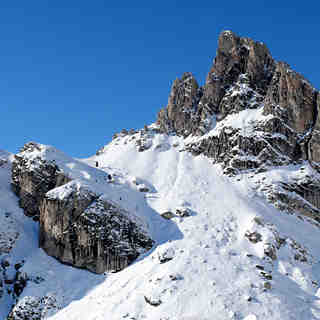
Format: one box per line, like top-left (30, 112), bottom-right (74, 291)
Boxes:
top-left (156, 30), bottom-right (319, 173)
top-left (157, 30), bottom-right (276, 136)
top-left (157, 30), bottom-right (317, 134)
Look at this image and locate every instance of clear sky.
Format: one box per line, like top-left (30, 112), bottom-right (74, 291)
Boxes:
top-left (1, 1), bottom-right (319, 157)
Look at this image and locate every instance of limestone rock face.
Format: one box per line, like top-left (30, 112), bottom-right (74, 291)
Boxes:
top-left (201, 30), bottom-right (275, 117)
top-left (157, 30), bottom-right (320, 174)
top-left (11, 142), bottom-right (70, 218)
top-left (157, 72), bottom-right (202, 136)
top-left (12, 142), bottom-right (154, 274)
top-left (255, 166), bottom-right (320, 225)
top-left (40, 182), bottom-right (154, 273)
top-left (308, 94), bottom-right (320, 164)
top-left (157, 31), bottom-right (276, 137)
top-left (263, 62), bottom-right (317, 134)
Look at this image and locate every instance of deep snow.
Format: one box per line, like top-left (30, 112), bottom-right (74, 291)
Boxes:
top-left (2, 128), bottom-right (320, 319)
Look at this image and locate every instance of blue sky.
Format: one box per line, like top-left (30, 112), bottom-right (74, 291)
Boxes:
top-left (1, 1), bottom-right (319, 157)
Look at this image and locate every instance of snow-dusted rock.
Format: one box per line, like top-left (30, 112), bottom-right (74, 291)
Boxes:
top-left (137, 184), bottom-right (149, 192)
top-left (157, 245), bottom-right (175, 264)
top-left (11, 142), bottom-right (70, 218)
top-left (8, 295), bottom-right (60, 320)
top-left (157, 30), bottom-right (320, 179)
top-left (160, 211), bottom-right (175, 220)
top-left (12, 142), bottom-right (154, 274)
top-left (175, 206), bottom-right (191, 217)
top-left (254, 165), bottom-right (320, 222)
top-left (157, 30), bottom-right (275, 138)
top-left (40, 186), bottom-right (154, 273)
top-left (157, 72), bottom-right (203, 136)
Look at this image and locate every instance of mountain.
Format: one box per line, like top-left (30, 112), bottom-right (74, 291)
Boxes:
top-left (1, 30), bottom-right (320, 319)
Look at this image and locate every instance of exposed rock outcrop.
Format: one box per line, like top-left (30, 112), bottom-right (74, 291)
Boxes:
top-left (11, 143), bottom-right (70, 218)
top-left (308, 94), bottom-right (320, 164)
top-left (12, 142), bottom-right (154, 274)
top-left (267, 173), bottom-right (320, 223)
top-left (156, 30), bottom-right (320, 221)
top-left (157, 72), bottom-right (203, 136)
top-left (7, 295), bottom-right (60, 320)
top-left (201, 30), bottom-right (275, 117)
top-left (40, 182), bottom-right (154, 273)
top-left (157, 31), bottom-right (276, 136)
top-left (263, 62), bottom-right (317, 134)
top-left (157, 30), bottom-right (319, 175)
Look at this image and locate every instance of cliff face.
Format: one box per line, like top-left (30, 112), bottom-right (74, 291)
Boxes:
top-left (308, 94), bottom-right (320, 164)
top-left (11, 142), bottom-right (154, 274)
top-left (40, 182), bottom-right (153, 274)
top-left (157, 72), bottom-right (203, 136)
top-left (263, 61), bottom-right (317, 134)
top-left (202, 31), bottom-right (275, 116)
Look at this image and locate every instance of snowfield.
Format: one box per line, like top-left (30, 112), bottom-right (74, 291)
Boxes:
top-left (2, 128), bottom-right (320, 319)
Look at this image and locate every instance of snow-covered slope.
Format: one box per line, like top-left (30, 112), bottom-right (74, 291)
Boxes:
top-left (2, 127), bottom-right (320, 319)
top-left (0, 150), bottom-right (109, 319)
top-left (39, 129), bottom-right (320, 320)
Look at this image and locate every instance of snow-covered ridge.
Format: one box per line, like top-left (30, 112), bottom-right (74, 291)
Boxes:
top-left (46, 130), bottom-right (320, 320)
top-left (14, 142), bottom-right (155, 233)
top-left (16, 142), bottom-right (109, 184)
top-left (2, 130), bottom-right (320, 319)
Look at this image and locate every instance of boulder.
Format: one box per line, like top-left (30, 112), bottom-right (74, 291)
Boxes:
top-left (138, 184), bottom-right (149, 193)
top-left (144, 295), bottom-right (162, 307)
top-left (157, 246), bottom-right (175, 264)
top-left (175, 207), bottom-right (191, 217)
top-left (160, 211), bottom-right (175, 220)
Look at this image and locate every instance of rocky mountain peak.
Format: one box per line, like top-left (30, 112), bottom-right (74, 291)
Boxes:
top-left (214, 30), bottom-right (274, 91)
top-left (157, 31), bottom-right (320, 174)
top-left (157, 71), bottom-right (202, 136)
top-left (157, 31), bottom-right (277, 137)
